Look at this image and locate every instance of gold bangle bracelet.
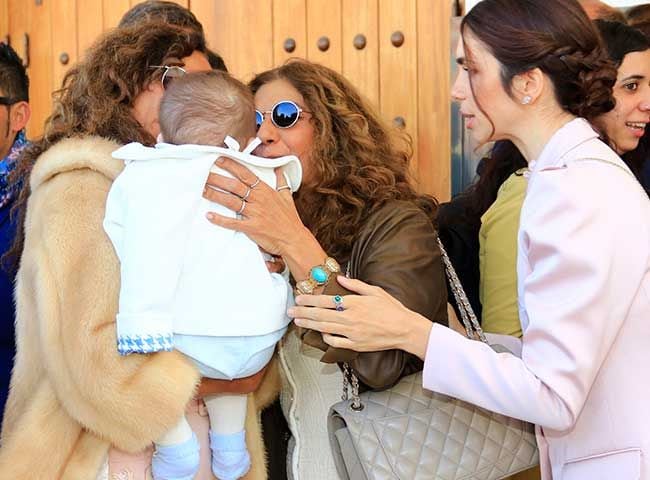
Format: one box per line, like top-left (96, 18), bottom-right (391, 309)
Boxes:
top-left (295, 256), bottom-right (341, 295)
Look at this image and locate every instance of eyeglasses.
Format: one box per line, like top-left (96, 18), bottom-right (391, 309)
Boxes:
top-left (0, 97), bottom-right (18, 106)
top-left (255, 100), bottom-right (310, 130)
top-left (149, 65), bottom-right (187, 90)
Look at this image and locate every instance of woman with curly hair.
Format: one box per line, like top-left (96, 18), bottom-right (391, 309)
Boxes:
top-left (288, 0), bottom-right (650, 478)
top-left (0, 21), bottom-right (278, 480)
top-left (202, 58), bottom-right (449, 477)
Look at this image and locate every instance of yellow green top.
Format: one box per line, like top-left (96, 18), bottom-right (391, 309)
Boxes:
top-left (479, 169), bottom-right (528, 338)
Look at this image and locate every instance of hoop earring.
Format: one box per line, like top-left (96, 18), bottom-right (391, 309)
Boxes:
top-left (521, 95), bottom-right (532, 105)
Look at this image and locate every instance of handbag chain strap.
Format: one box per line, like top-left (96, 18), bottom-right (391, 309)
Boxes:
top-left (339, 237), bottom-right (486, 411)
top-left (436, 237), bottom-right (488, 344)
top-left (341, 261), bottom-right (364, 411)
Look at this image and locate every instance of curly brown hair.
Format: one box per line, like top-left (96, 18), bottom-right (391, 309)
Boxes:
top-left (5, 21), bottom-right (204, 270)
top-left (249, 59), bottom-right (437, 262)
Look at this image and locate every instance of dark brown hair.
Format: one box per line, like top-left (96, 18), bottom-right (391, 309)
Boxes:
top-left (596, 20), bottom-right (650, 193)
top-left (160, 71), bottom-right (255, 147)
top-left (119, 1), bottom-right (205, 42)
top-left (249, 59), bottom-right (437, 261)
top-left (462, 0), bottom-right (617, 125)
top-left (627, 4), bottom-right (650, 26)
top-left (596, 19), bottom-right (650, 66)
top-left (0, 42), bottom-right (29, 102)
top-left (455, 0), bottom-right (618, 219)
top-left (578, 0), bottom-right (627, 23)
top-left (118, 0), bottom-right (228, 72)
top-left (5, 22), bottom-right (204, 270)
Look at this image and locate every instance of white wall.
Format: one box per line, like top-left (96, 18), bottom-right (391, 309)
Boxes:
top-left (465, 0), bottom-right (650, 12)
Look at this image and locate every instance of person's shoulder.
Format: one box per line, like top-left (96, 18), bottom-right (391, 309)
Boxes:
top-left (359, 199), bottom-right (435, 240)
top-left (30, 136), bottom-right (123, 193)
top-left (27, 138), bottom-right (123, 238)
top-left (368, 199), bottom-right (432, 223)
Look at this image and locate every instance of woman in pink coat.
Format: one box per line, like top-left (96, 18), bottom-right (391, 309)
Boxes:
top-left (288, 0), bottom-right (650, 478)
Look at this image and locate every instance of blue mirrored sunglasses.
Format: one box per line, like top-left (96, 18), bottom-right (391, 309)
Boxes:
top-left (256, 100), bottom-right (310, 130)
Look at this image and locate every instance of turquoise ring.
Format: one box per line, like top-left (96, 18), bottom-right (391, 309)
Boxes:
top-left (333, 295), bottom-right (345, 311)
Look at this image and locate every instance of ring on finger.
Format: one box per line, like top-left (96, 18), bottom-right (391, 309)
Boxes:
top-left (249, 178), bottom-right (261, 189)
top-left (237, 199), bottom-right (247, 215)
top-left (242, 186), bottom-right (252, 201)
top-left (276, 184), bottom-right (291, 192)
top-left (333, 295), bottom-right (345, 311)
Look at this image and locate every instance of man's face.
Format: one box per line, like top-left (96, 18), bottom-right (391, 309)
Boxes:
top-left (0, 87), bottom-right (30, 159)
top-left (0, 88), bottom-right (17, 159)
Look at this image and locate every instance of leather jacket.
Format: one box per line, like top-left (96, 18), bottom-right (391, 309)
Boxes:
top-left (301, 199), bottom-right (448, 391)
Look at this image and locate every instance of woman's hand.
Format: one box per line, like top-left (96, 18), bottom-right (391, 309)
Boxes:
top-left (202, 156), bottom-right (306, 256)
top-left (288, 276), bottom-right (433, 360)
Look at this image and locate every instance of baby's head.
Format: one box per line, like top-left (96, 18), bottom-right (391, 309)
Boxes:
top-left (159, 70), bottom-right (255, 148)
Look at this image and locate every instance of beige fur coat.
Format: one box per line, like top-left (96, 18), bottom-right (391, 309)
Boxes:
top-left (0, 137), bottom-right (280, 479)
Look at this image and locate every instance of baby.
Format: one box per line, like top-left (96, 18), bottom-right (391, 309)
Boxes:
top-left (104, 71), bottom-right (301, 480)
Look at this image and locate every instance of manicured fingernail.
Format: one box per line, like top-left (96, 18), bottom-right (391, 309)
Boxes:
top-left (206, 212), bottom-right (214, 220)
top-left (287, 307), bottom-right (296, 316)
top-left (215, 156), bottom-right (224, 163)
top-left (294, 319), bottom-right (304, 327)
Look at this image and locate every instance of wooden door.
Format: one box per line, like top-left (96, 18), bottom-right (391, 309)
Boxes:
top-left (193, 0), bottom-right (451, 200)
top-left (0, 0), bottom-right (8, 45)
top-left (378, 0), bottom-right (418, 174)
top-left (342, 0), bottom-right (379, 106)
top-left (419, 0), bottom-right (452, 200)
top-left (4, 0), bottom-right (452, 199)
top-left (5, 0), bottom-right (54, 138)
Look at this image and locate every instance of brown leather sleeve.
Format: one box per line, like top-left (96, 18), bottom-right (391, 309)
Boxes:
top-left (302, 201), bottom-right (448, 391)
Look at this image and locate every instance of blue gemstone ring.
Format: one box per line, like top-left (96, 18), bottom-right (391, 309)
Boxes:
top-left (333, 295), bottom-right (345, 311)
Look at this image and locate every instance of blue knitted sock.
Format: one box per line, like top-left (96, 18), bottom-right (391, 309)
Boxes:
top-left (151, 433), bottom-right (200, 480)
top-left (209, 430), bottom-right (251, 480)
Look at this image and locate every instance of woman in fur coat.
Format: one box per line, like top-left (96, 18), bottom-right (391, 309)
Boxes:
top-left (0, 22), bottom-right (279, 480)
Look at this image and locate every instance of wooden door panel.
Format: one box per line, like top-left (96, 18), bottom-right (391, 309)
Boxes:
top-left (0, 0), bottom-right (8, 44)
top-left (417, 0), bottom-right (451, 200)
top-left (190, 0), bottom-right (216, 55)
top-left (103, 0), bottom-right (130, 30)
top-left (378, 0), bottom-right (418, 173)
top-left (52, 0), bottom-right (78, 93)
top-left (273, 0), bottom-right (307, 66)
top-left (7, 0), bottom-right (28, 69)
top-left (342, 0), bottom-right (378, 107)
top-left (77, 0), bottom-right (103, 54)
top-left (196, 0), bottom-right (273, 82)
top-left (26, 0), bottom-right (53, 138)
top-left (306, 0), bottom-right (341, 71)
top-left (165, 0), bottom-right (189, 7)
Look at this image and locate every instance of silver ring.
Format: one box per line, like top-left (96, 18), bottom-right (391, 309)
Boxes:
top-left (333, 295), bottom-right (345, 311)
top-left (249, 178), bottom-right (261, 189)
top-left (242, 186), bottom-right (252, 200)
top-left (276, 185), bottom-right (291, 192)
top-left (237, 199), bottom-right (247, 215)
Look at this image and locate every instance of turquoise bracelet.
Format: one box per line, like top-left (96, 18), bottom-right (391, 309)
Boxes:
top-left (295, 257), bottom-right (341, 295)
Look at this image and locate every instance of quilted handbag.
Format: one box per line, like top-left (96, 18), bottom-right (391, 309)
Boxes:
top-left (327, 239), bottom-right (539, 480)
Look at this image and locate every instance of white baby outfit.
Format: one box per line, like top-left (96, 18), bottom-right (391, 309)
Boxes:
top-left (104, 137), bottom-right (302, 380)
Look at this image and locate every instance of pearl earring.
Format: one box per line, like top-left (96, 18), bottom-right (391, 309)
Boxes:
top-left (522, 95), bottom-right (532, 105)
